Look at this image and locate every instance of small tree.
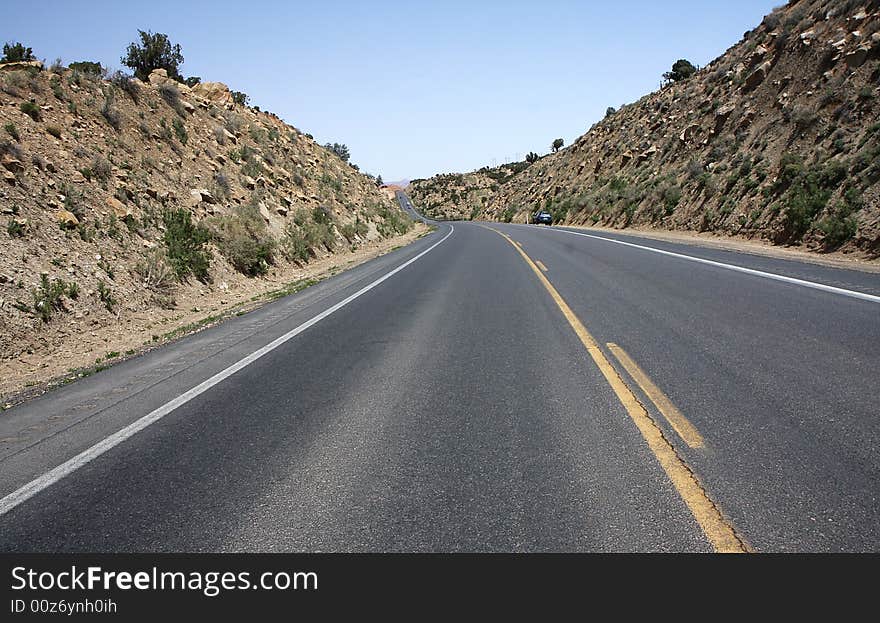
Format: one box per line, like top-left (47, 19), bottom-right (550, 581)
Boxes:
top-left (605, 106), bottom-right (617, 118)
top-left (663, 59), bottom-right (697, 82)
top-left (184, 76), bottom-right (201, 87)
top-left (325, 142), bottom-right (350, 162)
top-left (551, 138), bottom-right (564, 153)
top-left (525, 152), bottom-right (539, 164)
top-left (231, 91), bottom-right (249, 106)
top-left (121, 30), bottom-right (184, 82)
top-left (2, 42), bottom-right (35, 63)
top-left (376, 174), bottom-right (383, 186)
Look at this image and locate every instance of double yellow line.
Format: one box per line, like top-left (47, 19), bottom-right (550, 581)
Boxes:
top-left (489, 228), bottom-right (747, 553)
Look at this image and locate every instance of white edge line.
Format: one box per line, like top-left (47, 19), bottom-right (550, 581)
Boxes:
top-left (0, 225), bottom-right (455, 517)
top-left (542, 227), bottom-right (880, 304)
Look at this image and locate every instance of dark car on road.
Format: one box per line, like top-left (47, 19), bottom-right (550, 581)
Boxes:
top-left (531, 210), bottom-right (553, 225)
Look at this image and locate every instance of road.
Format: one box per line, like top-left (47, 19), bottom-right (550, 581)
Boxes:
top-left (0, 193), bottom-right (878, 552)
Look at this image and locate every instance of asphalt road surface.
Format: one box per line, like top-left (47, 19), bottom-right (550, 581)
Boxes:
top-left (0, 194), bottom-right (878, 552)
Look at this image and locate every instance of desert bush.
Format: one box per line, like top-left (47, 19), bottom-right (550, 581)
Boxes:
top-left (205, 203), bottom-right (275, 276)
top-left (662, 185), bottom-right (682, 215)
top-left (20, 100), bottom-right (41, 121)
top-left (664, 59), bottom-right (696, 82)
top-left (101, 92), bottom-right (122, 131)
top-left (122, 30), bottom-right (184, 82)
top-left (110, 71), bottom-right (140, 102)
top-left (7, 218), bottom-right (25, 237)
top-left (212, 126), bottom-right (226, 144)
top-left (172, 117), bottom-right (187, 144)
top-left (222, 110), bottom-right (243, 133)
top-left (96, 280), bottom-right (116, 312)
top-left (159, 83), bottom-right (185, 116)
top-left (2, 42), bottom-right (35, 63)
top-left (281, 223), bottom-right (311, 263)
top-left (68, 61), bottom-right (103, 76)
top-left (231, 91), bottom-right (249, 106)
top-left (134, 248), bottom-right (176, 293)
top-left (45, 125), bottom-right (62, 139)
top-left (32, 274), bottom-right (68, 322)
top-left (162, 208), bottom-right (211, 282)
top-left (211, 172), bottom-right (231, 200)
top-left (90, 154), bottom-right (112, 181)
top-left (4, 123), bottom-right (19, 141)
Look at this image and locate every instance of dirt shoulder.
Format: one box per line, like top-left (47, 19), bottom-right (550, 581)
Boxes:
top-left (562, 225), bottom-right (880, 274)
top-left (1, 223), bottom-right (430, 408)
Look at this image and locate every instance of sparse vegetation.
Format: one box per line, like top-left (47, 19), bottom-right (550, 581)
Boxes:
top-left (121, 30), bottom-right (184, 82)
top-left (32, 274), bottom-right (69, 322)
top-left (205, 203), bottom-right (275, 276)
top-left (162, 209), bottom-right (211, 282)
top-left (664, 59), bottom-right (697, 82)
top-left (96, 280), bottom-right (116, 313)
top-left (2, 42), bottom-right (36, 63)
top-left (551, 138), bottom-right (564, 153)
top-left (4, 123), bottom-right (20, 141)
top-left (20, 101), bottom-right (41, 121)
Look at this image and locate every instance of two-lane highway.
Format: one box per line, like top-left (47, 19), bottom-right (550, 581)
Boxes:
top-left (0, 194), bottom-right (877, 552)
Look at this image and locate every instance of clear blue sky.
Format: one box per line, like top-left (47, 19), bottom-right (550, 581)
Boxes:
top-left (4, 0), bottom-right (779, 182)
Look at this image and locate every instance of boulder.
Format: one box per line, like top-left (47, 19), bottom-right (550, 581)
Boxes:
top-left (714, 103), bottom-right (736, 132)
top-left (189, 189), bottom-right (216, 205)
top-left (845, 46), bottom-right (870, 68)
top-left (181, 100), bottom-right (196, 115)
top-left (679, 123), bottom-right (700, 144)
top-left (743, 61), bottom-right (771, 91)
top-left (71, 171), bottom-right (86, 184)
top-left (3, 170), bottom-right (16, 185)
top-left (637, 146), bottom-right (658, 163)
top-left (0, 60), bottom-right (43, 72)
top-left (1, 155), bottom-right (24, 173)
top-left (105, 197), bottom-right (132, 220)
top-left (621, 152), bottom-right (633, 166)
top-left (242, 175), bottom-right (256, 190)
top-left (191, 81), bottom-right (234, 107)
top-left (55, 210), bottom-right (79, 228)
top-left (276, 206), bottom-right (289, 216)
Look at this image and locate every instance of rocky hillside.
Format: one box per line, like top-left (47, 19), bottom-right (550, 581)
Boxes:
top-left (411, 0), bottom-right (880, 258)
top-left (0, 61), bottom-right (413, 384)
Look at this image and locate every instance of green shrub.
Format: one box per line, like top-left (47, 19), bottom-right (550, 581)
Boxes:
top-left (97, 280), bottom-right (116, 312)
top-left (172, 117), bottom-right (188, 144)
top-left (90, 154), bottom-right (112, 181)
top-left (663, 185), bottom-right (682, 215)
top-left (231, 91), bottom-right (249, 106)
top-left (281, 223), bottom-right (311, 263)
top-left (2, 42), bottom-right (35, 63)
top-left (68, 61), bottom-right (103, 76)
top-left (32, 274), bottom-right (68, 322)
top-left (4, 123), bottom-right (19, 140)
top-left (7, 218), bottom-right (25, 237)
top-left (121, 30), bottom-right (184, 82)
top-left (664, 59), bottom-right (696, 82)
top-left (101, 93), bottom-right (122, 131)
top-left (46, 125), bottom-right (62, 139)
top-left (110, 71), bottom-right (139, 102)
top-left (162, 208), bottom-right (211, 282)
top-left (816, 209), bottom-right (857, 247)
top-left (20, 101), bottom-right (41, 121)
top-left (205, 204), bottom-right (275, 276)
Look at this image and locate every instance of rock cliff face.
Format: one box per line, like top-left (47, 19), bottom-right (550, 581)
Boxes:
top-left (411, 0), bottom-right (880, 258)
top-left (0, 62), bottom-right (413, 370)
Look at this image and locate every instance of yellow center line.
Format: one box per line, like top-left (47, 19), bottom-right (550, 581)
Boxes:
top-left (483, 225), bottom-right (747, 553)
top-left (606, 343), bottom-right (705, 449)
top-left (535, 260), bottom-right (549, 272)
